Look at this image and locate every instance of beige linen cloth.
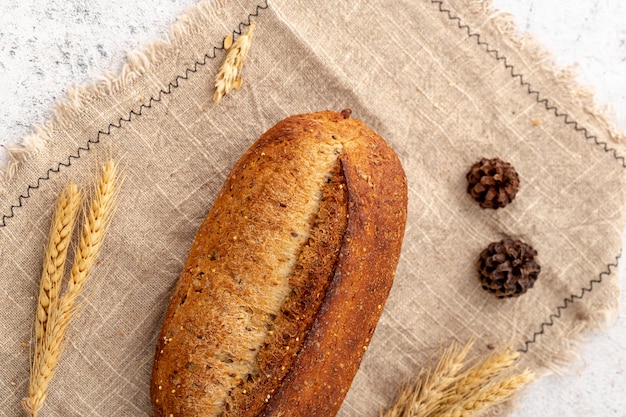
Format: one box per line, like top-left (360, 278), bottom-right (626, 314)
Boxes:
top-left (1, 0), bottom-right (625, 415)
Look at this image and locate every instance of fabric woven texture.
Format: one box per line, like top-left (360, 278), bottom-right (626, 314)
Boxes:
top-left (1, 0), bottom-right (625, 415)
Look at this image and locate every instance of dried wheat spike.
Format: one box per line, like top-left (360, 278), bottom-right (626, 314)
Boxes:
top-left (33, 183), bottom-right (81, 364)
top-left (23, 160), bottom-right (119, 417)
top-left (213, 23), bottom-right (256, 104)
top-left (382, 341), bottom-right (533, 417)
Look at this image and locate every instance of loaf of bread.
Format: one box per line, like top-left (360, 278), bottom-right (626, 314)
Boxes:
top-left (150, 110), bottom-right (408, 417)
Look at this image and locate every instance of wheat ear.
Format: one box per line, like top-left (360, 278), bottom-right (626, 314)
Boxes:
top-left (447, 348), bottom-right (521, 401)
top-left (23, 160), bottom-right (118, 417)
top-left (213, 22), bottom-right (256, 104)
top-left (382, 341), bottom-right (534, 417)
top-left (24, 183), bottom-right (82, 416)
top-left (382, 341), bottom-right (473, 417)
top-left (435, 348), bottom-right (533, 417)
top-left (443, 370), bottom-right (535, 417)
top-left (33, 183), bottom-right (81, 365)
top-left (58, 159), bottom-right (118, 317)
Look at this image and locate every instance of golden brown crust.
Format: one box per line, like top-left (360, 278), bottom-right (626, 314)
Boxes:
top-left (223, 162), bottom-right (348, 416)
top-left (150, 111), bottom-right (407, 417)
top-left (260, 116), bottom-right (408, 417)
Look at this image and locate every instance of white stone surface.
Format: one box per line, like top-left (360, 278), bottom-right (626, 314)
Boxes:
top-left (0, 0), bottom-right (625, 415)
top-left (494, 2), bottom-right (626, 416)
top-left (0, 0), bottom-right (196, 161)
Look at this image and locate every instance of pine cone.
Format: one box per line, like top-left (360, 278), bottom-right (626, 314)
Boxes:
top-left (466, 158), bottom-right (519, 209)
top-left (477, 238), bottom-right (540, 298)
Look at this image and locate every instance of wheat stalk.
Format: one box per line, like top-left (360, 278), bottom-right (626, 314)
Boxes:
top-left (213, 23), bottom-right (256, 104)
top-left (382, 340), bottom-right (534, 417)
top-left (23, 160), bottom-right (119, 417)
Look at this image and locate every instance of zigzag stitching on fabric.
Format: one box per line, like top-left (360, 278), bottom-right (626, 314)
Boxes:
top-left (519, 253), bottom-right (620, 353)
top-left (430, 0), bottom-right (623, 354)
top-left (0, 1), bottom-right (269, 228)
top-left (430, 0), bottom-right (626, 168)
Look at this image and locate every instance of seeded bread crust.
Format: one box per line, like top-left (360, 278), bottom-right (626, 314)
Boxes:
top-left (150, 111), bottom-right (408, 417)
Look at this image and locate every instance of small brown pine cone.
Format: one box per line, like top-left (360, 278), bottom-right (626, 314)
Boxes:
top-left (466, 158), bottom-right (519, 209)
top-left (477, 238), bottom-right (540, 298)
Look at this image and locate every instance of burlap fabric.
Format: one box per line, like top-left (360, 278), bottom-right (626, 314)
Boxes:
top-left (1, 0), bottom-right (625, 415)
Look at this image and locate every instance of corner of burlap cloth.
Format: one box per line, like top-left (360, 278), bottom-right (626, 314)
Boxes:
top-left (1, 0), bottom-right (625, 416)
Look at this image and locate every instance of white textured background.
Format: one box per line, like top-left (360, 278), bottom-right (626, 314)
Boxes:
top-left (0, 0), bottom-right (625, 415)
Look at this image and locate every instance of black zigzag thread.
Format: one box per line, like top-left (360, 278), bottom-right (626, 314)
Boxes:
top-left (430, 0), bottom-right (626, 168)
top-left (519, 254), bottom-right (620, 353)
top-left (431, 0), bottom-right (624, 353)
top-left (0, 0), bottom-right (269, 228)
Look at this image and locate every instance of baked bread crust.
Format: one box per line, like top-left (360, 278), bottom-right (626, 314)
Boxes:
top-left (150, 111), bottom-right (408, 417)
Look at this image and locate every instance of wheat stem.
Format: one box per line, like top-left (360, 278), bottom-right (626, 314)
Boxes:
top-left (23, 160), bottom-right (118, 417)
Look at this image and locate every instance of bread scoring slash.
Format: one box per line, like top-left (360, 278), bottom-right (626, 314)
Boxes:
top-left (150, 110), bottom-right (408, 417)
